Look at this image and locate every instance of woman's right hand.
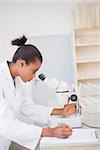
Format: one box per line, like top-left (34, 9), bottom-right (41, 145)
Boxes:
top-left (42, 125), bottom-right (72, 138)
top-left (52, 125), bottom-right (72, 138)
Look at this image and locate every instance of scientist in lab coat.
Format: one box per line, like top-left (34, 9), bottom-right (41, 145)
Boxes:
top-left (0, 36), bottom-right (76, 150)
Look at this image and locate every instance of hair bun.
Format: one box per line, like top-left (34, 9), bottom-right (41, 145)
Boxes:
top-left (11, 35), bottom-right (27, 46)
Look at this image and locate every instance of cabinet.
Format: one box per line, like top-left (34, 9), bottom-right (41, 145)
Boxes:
top-left (75, 28), bottom-right (100, 86)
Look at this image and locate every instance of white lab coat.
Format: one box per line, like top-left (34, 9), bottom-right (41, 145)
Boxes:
top-left (0, 61), bottom-right (53, 150)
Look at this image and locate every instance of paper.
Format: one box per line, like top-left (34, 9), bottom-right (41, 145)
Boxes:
top-left (41, 129), bottom-right (97, 144)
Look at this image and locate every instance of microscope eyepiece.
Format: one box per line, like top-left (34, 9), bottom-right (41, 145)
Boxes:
top-left (38, 73), bottom-right (46, 81)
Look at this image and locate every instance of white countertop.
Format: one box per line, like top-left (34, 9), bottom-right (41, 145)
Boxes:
top-left (40, 113), bottom-right (100, 150)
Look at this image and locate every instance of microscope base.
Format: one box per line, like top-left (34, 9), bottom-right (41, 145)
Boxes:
top-left (48, 114), bottom-right (82, 128)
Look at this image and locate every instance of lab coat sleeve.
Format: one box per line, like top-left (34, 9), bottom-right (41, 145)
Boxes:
top-left (0, 95), bottom-right (42, 150)
top-left (20, 81), bottom-right (53, 125)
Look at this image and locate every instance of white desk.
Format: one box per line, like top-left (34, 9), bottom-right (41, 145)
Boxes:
top-left (10, 113), bottom-right (100, 150)
top-left (40, 113), bottom-right (100, 150)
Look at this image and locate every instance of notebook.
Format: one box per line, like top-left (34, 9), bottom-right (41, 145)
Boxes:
top-left (41, 129), bottom-right (97, 144)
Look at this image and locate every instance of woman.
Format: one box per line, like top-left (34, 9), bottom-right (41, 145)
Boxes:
top-left (0, 36), bottom-right (76, 150)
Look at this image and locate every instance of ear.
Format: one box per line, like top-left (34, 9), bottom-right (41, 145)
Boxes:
top-left (17, 59), bottom-right (26, 68)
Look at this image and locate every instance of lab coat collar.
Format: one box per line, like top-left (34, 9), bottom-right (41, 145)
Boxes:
top-left (1, 61), bottom-right (13, 78)
top-left (0, 61), bottom-right (16, 93)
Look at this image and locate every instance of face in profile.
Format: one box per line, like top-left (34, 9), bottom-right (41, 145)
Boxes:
top-left (17, 59), bottom-right (41, 82)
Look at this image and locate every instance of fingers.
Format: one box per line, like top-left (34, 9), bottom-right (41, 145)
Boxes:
top-left (63, 103), bottom-right (77, 115)
top-left (62, 130), bottom-right (72, 138)
top-left (56, 124), bottom-right (72, 131)
top-left (65, 107), bottom-right (76, 115)
top-left (60, 132), bottom-right (72, 138)
top-left (61, 126), bottom-right (72, 138)
top-left (64, 103), bottom-right (76, 109)
top-left (63, 125), bottom-right (72, 132)
top-left (54, 125), bottom-right (72, 138)
top-left (59, 124), bottom-right (72, 133)
top-left (67, 108), bottom-right (76, 114)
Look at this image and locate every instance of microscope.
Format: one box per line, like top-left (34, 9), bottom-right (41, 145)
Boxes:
top-left (38, 73), bottom-right (82, 128)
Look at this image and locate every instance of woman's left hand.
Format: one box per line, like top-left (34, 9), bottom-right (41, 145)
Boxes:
top-left (62, 103), bottom-right (76, 115)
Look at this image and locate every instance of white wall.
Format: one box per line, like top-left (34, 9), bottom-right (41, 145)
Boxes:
top-left (0, 2), bottom-right (74, 61)
top-left (0, 6), bottom-right (4, 59)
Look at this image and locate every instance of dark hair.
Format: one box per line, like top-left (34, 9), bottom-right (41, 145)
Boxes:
top-left (11, 35), bottom-right (43, 64)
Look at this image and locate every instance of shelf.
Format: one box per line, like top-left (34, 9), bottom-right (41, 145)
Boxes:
top-left (74, 28), bottom-right (100, 86)
top-left (76, 59), bottom-right (100, 64)
top-left (75, 28), bottom-right (100, 33)
top-left (78, 76), bottom-right (100, 80)
top-left (76, 46), bottom-right (100, 63)
top-left (76, 42), bottom-right (100, 47)
top-left (77, 62), bottom-right (100, 80)
top-left (78, 79), bottom-right (100, 85)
